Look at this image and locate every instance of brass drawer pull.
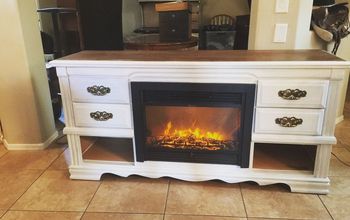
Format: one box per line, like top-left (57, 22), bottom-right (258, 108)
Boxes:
top-left (90, 111), bottom-right (113, 121)
top-left (275, 117), bottom-right (303, 127)
top-left (278, 89), bottom-right (307, 100)
top-left (87, 85), bottom-right (111, 96)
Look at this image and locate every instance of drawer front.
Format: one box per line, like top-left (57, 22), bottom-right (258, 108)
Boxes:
top-left (255, 108), bottom-right (324, 135)
top-left (257, 80), bottom-right (329, 108)
top-left (70, 76), bottom-right (129, 103)
top-left (73, 103), bottom-right (132, 128)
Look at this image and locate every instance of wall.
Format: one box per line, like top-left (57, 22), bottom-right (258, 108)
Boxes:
top-left (332, 0), bottom-right (350, 120)
top-left (201, 0), bottom-right (250, 25)
top-left (123, 0), bottom-right (142, 35)
top-left (248, 0), bottom-right (349, 121)
top-left (249, 0), bottom-right (325, 50)
top-left (0, 0), bottom-right (56, 148)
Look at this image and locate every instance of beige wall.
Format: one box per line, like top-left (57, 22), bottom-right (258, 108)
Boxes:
top-left (0, 0), bottom-right (56, 145)
top-left (249, 0), bottom-right (324, 50)
top-left (331, 0), bottom-right (350, 120)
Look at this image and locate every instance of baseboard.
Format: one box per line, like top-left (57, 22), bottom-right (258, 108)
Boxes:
top-left (3, 131), bottom-right (59, 150)
top-left (336, 115), bottom-right (344, 124)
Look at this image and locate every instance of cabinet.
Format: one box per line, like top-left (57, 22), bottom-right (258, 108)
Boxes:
top-left (50, 50), bottom-right (350, 194)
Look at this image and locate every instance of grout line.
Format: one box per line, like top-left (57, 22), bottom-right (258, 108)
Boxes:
top-left (79, 211), bottom-right (166, 215)
top-left (239, 183), bottom-right (249, 219)
top-left (0, 150), bottom-right (9, 160)
top-left (163, 213), bottom-right (247, 218)
top-left (7, 168), bottom-right (46, 211)
top-left (331, 152), bottom-right (350, 167)
top-left (5, 210), bottom-right (84, 213)
top-left (44, 147), bottom-right (68, 170)
top-left (162, 179), bottom-right (171, 220)
top-left (80, 181), bottom-right (102, 220)
top-left (318, 195), bottom-right (335, 220)
top-left (6, 140), bottom-right (70, 212)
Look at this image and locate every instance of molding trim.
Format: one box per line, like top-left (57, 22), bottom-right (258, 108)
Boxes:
top-left (3, 131), bottom-right (59, 150)
top-left (336, 115), bottom-right (344, 124)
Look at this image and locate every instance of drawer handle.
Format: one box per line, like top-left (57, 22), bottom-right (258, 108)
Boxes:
top-left (87, 85), bottom-right (111, 96)
top-left (275, 117), bottom-right (303, 127)
top-left (278, 89), bottom-right (307, 100)
top-left (90, 111), bottom-right (113, 121)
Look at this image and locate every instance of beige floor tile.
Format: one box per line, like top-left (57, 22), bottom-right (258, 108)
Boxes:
top-left (329, 156), bottom-right (350, 177)
top-left (335, 119), bottom-right (350, 147)
top-left (1, 211), bottom-right (83, 220)
top-left (344, 98), bottom-right (350, 114)
top-left (0, 144), bottom-right (8, 158)
top-left (248, 219), bottom-right (298, 220)
top-left (328, 176), bottom-right (350, 195)
top-left (165, 215), bottom-right (247, 220)
top-left (241, 184), bottom-right (331, 220)
top-left (319, 176), bottom-right (350, 220)
top-left (0, 210), bottom-right (6, 218)
top-left (0, 169), bottom-right (42, 210)
top-left (87, 176), bottom-right (168, 213)
top-left (332, 147), bottom-right (350, 164)
top-left (11, 170), bottom-right (100, 211)
top-left (166, 180), bottom-right (246, 217)
top-left (48, 148), bottom-right (71, 170)
top-left (320, 195), bottom-right (350, 220)
top-left (0, 144), bottom-right (64, 170)
top-left (82, 213), bottom-right (163, 220)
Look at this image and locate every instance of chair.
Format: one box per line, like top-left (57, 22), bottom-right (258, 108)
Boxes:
top-left (210, 14), bottom-right (235, 26)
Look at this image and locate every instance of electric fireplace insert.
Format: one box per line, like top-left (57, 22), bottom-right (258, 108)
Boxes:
top-left (132, 82), bottom-right (255, 167)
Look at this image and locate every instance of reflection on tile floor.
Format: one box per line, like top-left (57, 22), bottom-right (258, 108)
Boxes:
top-left (0, 103), bottom-right (350, 219)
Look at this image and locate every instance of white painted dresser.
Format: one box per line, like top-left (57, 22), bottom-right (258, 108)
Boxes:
top-left (51, 50), bottom-right (350, 194)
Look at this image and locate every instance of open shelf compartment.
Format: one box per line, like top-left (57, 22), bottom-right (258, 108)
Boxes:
top-left (253, 143), bottom-right (317, 171)
top-left (80, 136), bottom-right (134, 163)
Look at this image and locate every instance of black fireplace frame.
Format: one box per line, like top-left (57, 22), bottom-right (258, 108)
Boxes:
top-left (131, 82), bottom-right (255, 168)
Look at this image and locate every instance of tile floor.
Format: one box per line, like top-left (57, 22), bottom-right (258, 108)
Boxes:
top-left (0, 99), bottom-right (349, 220)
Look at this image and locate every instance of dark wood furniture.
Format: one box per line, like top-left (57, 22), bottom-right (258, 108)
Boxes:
top-left (156, 2), bottom-right (192, 43)
top-left (58, 50), bottom-right (343, 62)
top-left (37, 8), bottom-right (78, 57)
top-left (77, 0), bottom-right (123, 50)
top-left (124, 34), bottom-right (198, 50)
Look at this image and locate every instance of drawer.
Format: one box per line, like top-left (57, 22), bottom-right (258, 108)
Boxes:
top-left (69, 76), bottom-right (129, 104)
top-left (255, 108), bottom-right (324, 135)
top-left (73, 103), bottom-right (132, 128)
top-left (257, 80), bottom-right (329, 108)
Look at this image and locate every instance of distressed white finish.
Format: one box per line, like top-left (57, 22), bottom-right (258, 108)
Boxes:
top-left (257, 80), bottom-right (329, 108)
top-left (255, 108), bottom-right (324, 135)
top-left (51, 57), bottom-right (350, 194)
top-left (73, 103), bottom-right (132, 128)
top-left (70, 76), bottom-right (129, 104)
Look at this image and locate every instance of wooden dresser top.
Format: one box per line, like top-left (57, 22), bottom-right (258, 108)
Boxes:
top-left (58, 50), bottom-right (344, 62)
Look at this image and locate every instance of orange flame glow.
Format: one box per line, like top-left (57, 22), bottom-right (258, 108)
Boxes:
top-left (163, 121), bottom-right (224, 141)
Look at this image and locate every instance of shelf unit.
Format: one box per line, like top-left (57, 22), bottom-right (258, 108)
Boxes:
top-left (80, 137), bottom-right (134, 163)
top-left (51, 50), bottom-right (350, 193)
top-left (253, 143), bottom-right (316, 171)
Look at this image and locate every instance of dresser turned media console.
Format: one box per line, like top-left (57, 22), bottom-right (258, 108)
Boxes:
top-left (50, 50), bottom-right (350, 194)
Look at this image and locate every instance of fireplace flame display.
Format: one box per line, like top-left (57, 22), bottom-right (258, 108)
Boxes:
top-left (147, 121), bottom-right (237, 151)
top-left (164, 121), bottom-right (224, 141)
